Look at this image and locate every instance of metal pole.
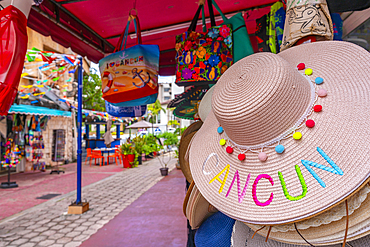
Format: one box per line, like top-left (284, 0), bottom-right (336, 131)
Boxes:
top-left (76, 56), bottom-right (83, 204)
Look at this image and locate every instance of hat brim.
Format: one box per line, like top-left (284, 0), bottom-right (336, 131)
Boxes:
top-left (186, 184), bottom-right (218, 230)
top-left (247, 185), bottom-right (370, 245)
top-left (189, 41), bottom-right (370, 224)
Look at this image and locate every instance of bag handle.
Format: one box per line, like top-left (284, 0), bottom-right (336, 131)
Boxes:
top-left (114, 14), bottom-right (143, 52)
top-left (211, 0), bottom-right (227, 22)
top-left (188, 0), bottom-right (216, 32)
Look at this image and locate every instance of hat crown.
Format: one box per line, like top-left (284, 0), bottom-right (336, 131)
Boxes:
top-left (212, 53), bottom-right (311, 146)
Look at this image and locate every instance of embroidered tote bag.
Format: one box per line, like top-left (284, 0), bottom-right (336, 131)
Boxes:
top-left (99, 15), bottom-right (159, 107)
top-left (211, 0), bottom-right (253, 62)
top-left (175, 0), bottom-right (233, 86)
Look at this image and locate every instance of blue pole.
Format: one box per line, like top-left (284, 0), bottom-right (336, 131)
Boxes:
top-left (76, 56), bottom-right (83, 204)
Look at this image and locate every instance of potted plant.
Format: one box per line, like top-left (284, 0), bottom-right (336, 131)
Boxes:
top-left (132, 136), bottom-right (146, 165)
top-left (158, 152), bottom-right (172, 176)
top-left (120, 143), bottom-right (135, 168)
top-left (145, 135), bottom-right (162, 159)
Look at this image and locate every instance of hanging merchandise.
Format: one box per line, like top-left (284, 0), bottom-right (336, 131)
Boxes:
top-left (331, 13), bottom-right (343, 41)
top-left (280, 0), bottom-right (333, 52)
top-left (39, 116), bottom-right (49, 131)
top-left (211, 0), bottom-right (253, 62)
top-left (99, 14), bottom-right (159, 107)
top-left (267, 2), bottom-right (284, 54)
top-left (174, 86), bottom-right (209, 120)
top-left (105, 101), bottom-right (146, 118)
top-left (255, 15), bottom-right (270, 52)
top-left (168, 85), bottom-right (207, 109)
top-left (175, 0), bottom-right (233, 86)
top-left (0, 5), bottom-right (28, 116)
top-left (275, 7), bottom-right (286, 53)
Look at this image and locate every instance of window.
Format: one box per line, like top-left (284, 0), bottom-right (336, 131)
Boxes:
top-left (164, 87), bottom-right (171, 92)
top-left (164, 96), bottom-right (171, 101)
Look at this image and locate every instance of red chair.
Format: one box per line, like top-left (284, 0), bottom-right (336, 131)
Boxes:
top-left (91, 150), bottom-right (104, 166)
top-left (85, 148), bottom-right (93, 165)
top-left (107, 149), bottom-right (121, 165)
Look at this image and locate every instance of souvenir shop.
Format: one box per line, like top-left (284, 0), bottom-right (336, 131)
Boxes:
top-left (0, 105), bottom-right (73, 173)
top-left (1, 0), bottom-right (370, 245)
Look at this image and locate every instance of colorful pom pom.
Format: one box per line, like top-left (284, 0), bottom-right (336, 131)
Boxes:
top-left (275, 145), bottom-right (285, 154)
top-left (238, 153), bottom-right (246, 161)
top-left (258, 152), bottom-right (268, 162)
top-left (226, 146), bottom-right (233, 154)
top-left (217, 126), bottom-right (224, 134)
top-left (293, 132), bottom-right (302, 140)
top-left (315, 77), bottom-right (324, 85)
top-left (318, 89), bottom-right (327, 97)
top-left (297, 63), bottom-right (305, 70)
top-left (314, 105), bottom-right (322, 112)
top-left (306, 119), bottom-right (315, 128)
top-left (219, 139), bottom-right (226, 146)
top-left (305, 68), bottom-right (313, 76)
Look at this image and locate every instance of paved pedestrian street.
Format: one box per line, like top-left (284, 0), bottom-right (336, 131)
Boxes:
top-left (0, 156), bottom-right (176, 247)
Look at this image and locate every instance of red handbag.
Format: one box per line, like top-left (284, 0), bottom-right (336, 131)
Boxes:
top-left (0, 5), bottom-right (28, 115)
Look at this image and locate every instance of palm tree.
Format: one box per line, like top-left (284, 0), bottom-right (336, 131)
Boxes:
top-left (147, 99), bottom-right (166, 124)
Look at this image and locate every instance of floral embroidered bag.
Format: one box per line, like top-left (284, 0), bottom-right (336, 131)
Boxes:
top-left (175, 0), bottom-right (233, 86)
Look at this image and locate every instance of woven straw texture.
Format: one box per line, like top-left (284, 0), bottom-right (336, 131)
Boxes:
top-left (179, 121), bottom-right (203, 183)
top-left (189, 41), bottom-right (370, 225)
top-left (251, 184), bottom-right (370, 233)
top-left (183, 181), bottom-right (195, 216)
top-left (199, 86), bottom-right (215, 122)
top-left (186, 184), bottom-right (218, 230)
top-left (231, 221), bottom-right (341, 247)
top-left (247, 184), bottom-right (370, 245)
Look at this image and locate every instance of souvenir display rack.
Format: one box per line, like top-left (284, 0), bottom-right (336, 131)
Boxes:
top-left (51, 129), bottom-right (65, 174)
top-left (31, 131), bottom-right (46, 172)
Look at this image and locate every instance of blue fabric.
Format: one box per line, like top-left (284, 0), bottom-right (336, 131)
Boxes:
top-left (331, 13), bottom-right (343, 41)
top-left (109, 93), bottom-right (158, 107)
top-left (275, 7), bottom-right (286, 53)
top-left (105, 101), bottom-right (147, 117)
top-left (194, 212), bottom-right (235, 247)
top-left (9, 104), bottom-right (71, 117)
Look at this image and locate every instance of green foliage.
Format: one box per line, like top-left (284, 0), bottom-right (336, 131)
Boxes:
top-left (157, 132), bottom-right (179, 146)
top-left (168, 120), bottom-right (180, 127)
top-left (83, 69), bottom-right (105, 112)
top-left (175, 127), bottom-right (187, 136)
top-left (147, 99), bottom-right (166, 123)
top-left (145, 134), bottom-right (163, 154)
top-left (120, 143), bottom-right (135, 155)
top-left (132, 136), bottom-right (147, 154)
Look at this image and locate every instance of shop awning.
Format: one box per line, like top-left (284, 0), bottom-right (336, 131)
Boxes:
top-left (9, 104), bottom-right (72, 117)
top-left (27, 0), bottom-right (278, 75)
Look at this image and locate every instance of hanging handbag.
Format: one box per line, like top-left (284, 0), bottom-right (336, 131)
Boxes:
top-left (211, 0), bottom-right (254, 62)
top-left (175, 0), bottom-right (233, 86)
top-left (99, 14), bottom-right (159, 107)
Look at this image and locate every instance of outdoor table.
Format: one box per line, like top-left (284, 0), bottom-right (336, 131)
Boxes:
top-left (93, 148), bottom-right (116, 165)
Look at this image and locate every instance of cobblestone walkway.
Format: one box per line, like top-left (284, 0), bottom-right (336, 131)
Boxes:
top-left (0, 156), bottom-right (176, 247)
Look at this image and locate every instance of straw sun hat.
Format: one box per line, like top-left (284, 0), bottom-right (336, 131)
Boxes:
top-left (179, 121), bottom-right (203, 183)
top-left (189, 41), bottom-right (370, 225)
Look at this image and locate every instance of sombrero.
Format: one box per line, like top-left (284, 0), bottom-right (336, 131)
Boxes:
top-left (189, 41), bottom-right (370, 225)
top-left (185, 183), bottom-right (218, 229)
